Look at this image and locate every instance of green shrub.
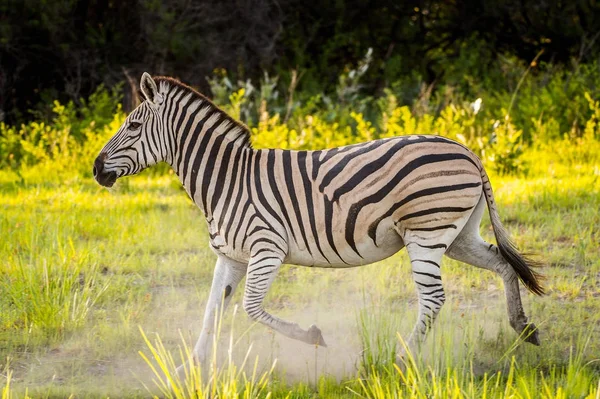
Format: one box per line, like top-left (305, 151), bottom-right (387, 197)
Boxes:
top-left (2, 59), bottom-right (600, 182)
top-left (0, 84), bottom-right (122, 171)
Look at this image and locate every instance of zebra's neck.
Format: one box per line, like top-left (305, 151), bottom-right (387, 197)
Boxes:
top-left (163, 86), bottom-right (252, 220)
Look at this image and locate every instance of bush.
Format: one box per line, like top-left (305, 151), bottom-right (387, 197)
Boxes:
top-left (0, 85), bottom-right (124, 182)
top-left (1, 57), bottom-right (599, 182)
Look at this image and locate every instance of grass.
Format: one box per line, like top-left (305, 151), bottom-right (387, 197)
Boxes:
top-left (138, 305), bottom-right (277, 399)
top-left (0, 152), bottom-right (599, 398)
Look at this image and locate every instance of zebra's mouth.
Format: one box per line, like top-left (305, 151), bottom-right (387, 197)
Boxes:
top-left (95, 170), bottom-right (117, 187)
top-left (93, 153), bottom-right (118, 187)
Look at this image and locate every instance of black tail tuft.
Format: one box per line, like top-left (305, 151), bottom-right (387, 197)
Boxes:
top-left (494, 224), bottom-right (545, 296)
top-left (480, 166), bottom-right (545, 296)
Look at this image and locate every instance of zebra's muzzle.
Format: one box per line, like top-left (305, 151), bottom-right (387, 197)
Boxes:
top-left (93, 154), bottom-right (117, 187)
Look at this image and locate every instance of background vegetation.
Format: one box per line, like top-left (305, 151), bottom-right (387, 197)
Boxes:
top-left (2, 0), bottom-right (600, 124)
top-left (1, 1), bottom-right (600, 398)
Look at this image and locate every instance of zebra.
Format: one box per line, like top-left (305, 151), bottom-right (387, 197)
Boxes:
top-left (93, 73), bottom-right (543, 366)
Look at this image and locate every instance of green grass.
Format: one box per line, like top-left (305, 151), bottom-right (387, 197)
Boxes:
top-left (0, 155), bottom-right (599, 398)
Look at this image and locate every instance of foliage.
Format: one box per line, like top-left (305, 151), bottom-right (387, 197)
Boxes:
top-left (2, 41), bottom-right (600, 179)
top-left (2, 62), bottom-right (600, 181)
top-left (204, 56), bottom-right (600, 175)
top-left (3, 1), bottom-right (600, 126)
top-left (0, 84), bottom-right (124, 180)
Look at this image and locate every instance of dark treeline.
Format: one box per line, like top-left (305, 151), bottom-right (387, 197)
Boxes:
top-left (1, 0), bottom-right (599, 123)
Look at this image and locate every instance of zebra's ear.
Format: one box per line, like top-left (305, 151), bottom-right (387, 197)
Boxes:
top-left (140, 72), bottom-right (163, 105)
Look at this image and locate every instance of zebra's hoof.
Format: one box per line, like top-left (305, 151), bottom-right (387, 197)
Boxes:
top-left (522, 323), bottom-right (540, 346)
top-left (307, 324), bottom-right (327, 347)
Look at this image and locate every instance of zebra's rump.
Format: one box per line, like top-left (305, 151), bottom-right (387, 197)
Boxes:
top-left (251, 135), bottom-right (484, 267)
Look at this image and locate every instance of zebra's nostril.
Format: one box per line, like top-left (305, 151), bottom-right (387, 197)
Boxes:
top-left (93, 156), bottom-right (105, 178)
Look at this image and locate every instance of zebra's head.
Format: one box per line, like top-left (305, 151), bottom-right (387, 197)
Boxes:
top-left (94, 72), bottom-right (166, 187)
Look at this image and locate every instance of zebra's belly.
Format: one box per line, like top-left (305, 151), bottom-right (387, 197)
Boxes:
top-left (285, 226), bottom-right (405, 268)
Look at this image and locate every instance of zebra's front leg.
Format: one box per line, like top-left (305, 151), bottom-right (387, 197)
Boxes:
top-left (401, 240), bottom-right (447, 360)
top-left (192, 255), bottom-right (246, 365)
top-left (242, 249), bottom-right (327, 347)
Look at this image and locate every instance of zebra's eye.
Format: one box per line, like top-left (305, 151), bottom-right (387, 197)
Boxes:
top-left (128, 121), bottom-right (142, 130)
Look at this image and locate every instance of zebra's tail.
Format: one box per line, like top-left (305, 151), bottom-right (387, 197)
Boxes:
top-left (480, 167), bottom-right (545, 296)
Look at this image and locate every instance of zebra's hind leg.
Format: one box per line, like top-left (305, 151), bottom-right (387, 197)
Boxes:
top-left (242, 248), bottom-right (327, 347)
top-left (445, 196), bottom-right (539, 345)
top-left (400, 236), bottom-right (448, 360)
top-left (446, 235), bottom-right (540, 345)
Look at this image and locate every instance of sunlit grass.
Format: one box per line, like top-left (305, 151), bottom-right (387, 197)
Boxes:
top-left (1, 149), bottom-right (599, 397)
top-left (139, 305), bottom-right (276, 399)
top-left (354, 303), bottom-right (600, 398)
top-left (353, 355), bottom-right (599, 399)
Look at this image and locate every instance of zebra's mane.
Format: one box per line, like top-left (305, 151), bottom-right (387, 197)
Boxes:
top-left (154, 76), bottom-right (253, 148)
